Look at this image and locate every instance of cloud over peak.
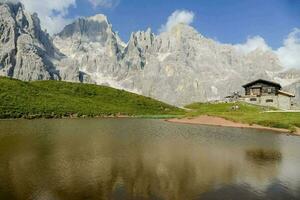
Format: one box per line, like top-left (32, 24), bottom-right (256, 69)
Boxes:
top-left (159, 10), bottom-right (195, 32)
top-left (234, 36), bottom-right (271, 54)
top-left (88, 0), bottom-right (120, 8)
top-left (0, 0), bottom-right (76, 35)
top-left (276, 28), bottom-right (300, 69)
top-left (234, 29), bottom-right (300, 69)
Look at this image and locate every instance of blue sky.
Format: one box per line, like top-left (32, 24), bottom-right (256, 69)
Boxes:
top-left (63, 0), bottom-right (300, 49)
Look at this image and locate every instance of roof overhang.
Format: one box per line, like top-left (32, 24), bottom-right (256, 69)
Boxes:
top-left (278, 90), bottom-right (295, 97)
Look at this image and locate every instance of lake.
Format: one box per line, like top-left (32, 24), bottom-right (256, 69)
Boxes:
top-left (0, 118), bottom-right (299, 200)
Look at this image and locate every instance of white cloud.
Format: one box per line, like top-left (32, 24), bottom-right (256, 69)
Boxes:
top-left (234, 36), bottom-right (271, 54)
top-left (234, 29), bottom-right (300, 69)
top-left (276, 28), bottom-right (300, 69)
top-left (0, 0), bottom-right (76, 35)
top-left (21, 0), bottom-right (76, 35)
top-left (159, 10), bottom-right (195, 33)
top-left (88, 0), bottom-right (120, 8)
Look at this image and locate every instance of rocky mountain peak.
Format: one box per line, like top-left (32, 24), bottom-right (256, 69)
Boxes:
top-left (53, 13), bottom-right (123, 56)
top-left (164, 23), bottom-right (203, 39)
top-left (0, 2), bottom-right (61, 80)
top-left (0, 1), bottom-right (24, 14)
top-left (128, 29), bottom-right (154, 48)
top-left (57, 14), bottom-right (112, 43)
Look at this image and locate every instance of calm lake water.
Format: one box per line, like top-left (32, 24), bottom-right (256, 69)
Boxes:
top-left (0, 119), bottom-right (300, 200)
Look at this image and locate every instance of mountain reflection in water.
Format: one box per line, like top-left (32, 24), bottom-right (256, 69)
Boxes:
top-left (0, 118), bottom-right (299, 200)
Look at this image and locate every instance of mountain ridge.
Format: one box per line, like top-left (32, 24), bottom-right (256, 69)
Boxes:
top-left (1, 2), bottom-right (299, 105)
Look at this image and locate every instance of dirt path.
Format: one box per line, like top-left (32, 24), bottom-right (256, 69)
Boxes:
top-left (167, 115), bottom-right (300, 136)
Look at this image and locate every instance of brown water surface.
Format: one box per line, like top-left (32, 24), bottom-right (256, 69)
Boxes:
top-left (0, 118), bottom-right (299, 200)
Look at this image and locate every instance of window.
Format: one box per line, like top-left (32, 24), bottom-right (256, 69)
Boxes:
top-left (251, 88), bottom-right (261, 95)
top-left (267, 88), bottom-right (272, 94)
top-left (250, 98), bottom-right (257, 102)
top-left (266, 99), bottom-right (273, 103)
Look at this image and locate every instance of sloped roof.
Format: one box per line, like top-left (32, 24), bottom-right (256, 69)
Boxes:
top-left (278, 90), bottom-right (295, 97)
top-left (242, 79), bottom-right (282, 89)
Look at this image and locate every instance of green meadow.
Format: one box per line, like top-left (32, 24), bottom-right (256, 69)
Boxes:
top-left (0, 77), bottom-right (184, 119)
top-left (1, 77), bottom-right (299, 132)
top-left (185, 102), bottom-right (300, 132)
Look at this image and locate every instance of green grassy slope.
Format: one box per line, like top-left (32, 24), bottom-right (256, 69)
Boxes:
top-left (185, 102), bottom-right (300, 131)
top-left (0, 77), bottom-right (184, 119)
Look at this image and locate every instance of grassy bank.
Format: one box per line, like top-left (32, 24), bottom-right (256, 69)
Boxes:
top-left (185, 102), bottom-right (300, 132)
top-left (0, 77), bottom-right (184, 119)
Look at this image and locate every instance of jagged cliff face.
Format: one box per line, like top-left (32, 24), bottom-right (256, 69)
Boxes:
top-left (0, 2), bottom-right (91, 82)
top-left (0, 2), bottom-right (59, 80)
top-left (1, 2), bottom-right (299, 106)
top-left (278, 69), bottom-right (300, 104)
top-left (53, 14), bottom-right (125, 87)
top-left (114, 25), bottom-right (284, 105)
top-left (54, 21), bottom-right (288, 105)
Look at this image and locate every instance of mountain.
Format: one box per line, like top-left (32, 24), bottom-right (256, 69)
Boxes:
top-left (54, 21), bottom-right (286, 105)
top-left (0, 2), bottom-right (91, 82)
top-left (278, 69), bottom-right (300, 105)
top-left (113, 25), bottom-right (285, 105)
top-left (1, 2), bottom-right (299, 106)
top-left (53, 14), bottom-right (124, 86)
top-left (0, 2), bottom-right (58, 80)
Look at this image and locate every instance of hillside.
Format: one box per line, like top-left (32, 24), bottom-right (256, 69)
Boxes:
top-left (0, 77), bottom-right (183, 119)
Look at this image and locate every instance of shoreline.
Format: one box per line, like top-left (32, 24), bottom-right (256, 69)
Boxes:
top-left (0, 114), bottom-right (182, 121)
top-left (166, 115), bottom-right (300, 136)
top-left (1, 114), bottom-right (299, 136)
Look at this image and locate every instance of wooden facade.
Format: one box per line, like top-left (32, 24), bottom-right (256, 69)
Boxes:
top-left (243, 79), bottom-right (281, 97)
top-left (241, 79), bottom-right (295, 110)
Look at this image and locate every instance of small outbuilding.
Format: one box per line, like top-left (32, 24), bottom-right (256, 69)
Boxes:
top-left (241, 79), bottom-right (295, 110)
top-left (225, 92), bottom-right (242, 103)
